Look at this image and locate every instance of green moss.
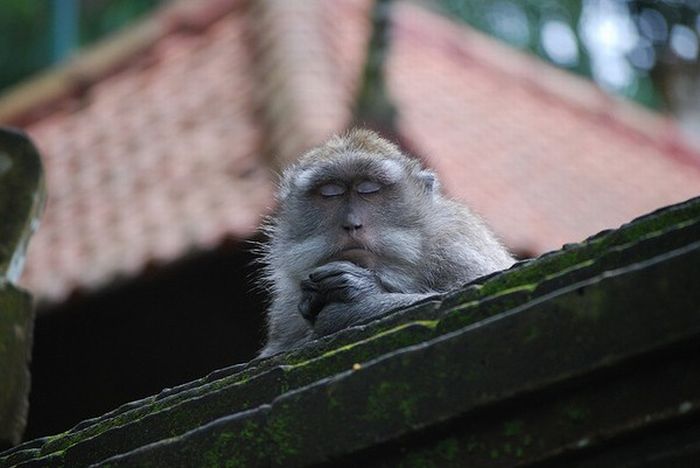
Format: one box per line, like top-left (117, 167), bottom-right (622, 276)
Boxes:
top-left (563, 405), bottom-right (589, 424)
top-left (42, 408), bottom-right (145, 454)
top-left (523, 324), bottom-right (540, 343)
top-left (295, 321), bottom-right (438, 365)
top-left (503, 419), bottom-right (524, 437)
top-left (0, 129), bottom-right (46, 280)
top-left (281, 321), bottom-right (437, 391)
top-left (435, 438), bottom-right (459, 460)
top-left (477, 198), bottom-right (700, 300)
top-left (39, 368), bottom-right (262, 457)
top-left (398, 395), bottom-right (418, 421)
top-left (395, 438), bottom-right (460, 468)
top-left (437, 286), bottom-right (534, 336)
top-left (440, 285), bottom-right (482, 309)
top-left (545, 259), bottom-right (595, 280)
top-left (571, 286), bottom-right (606, 322)
top-left (34, 320), bottom-right (439, 461)
top-left (209, 374), bottom-right (250, 391)
top-left (364, 382), bottom-right (393, 422)
top-left (201, 431), bottom-right (248, 468)
top-left (461, 367), bottom-right (481, 383)
top-left (400, 452), bottom-right (438, 468)
top-left (607, 206), bottom-right (700, 246)
top-left (480, 253), bottom-right (584, 298)
top-left (363, 381), bottom-right (419, 425)
top-left (489, 284), bottom-right (538, 298)
top-left (445, 299), bottom-right (479, 316)
top-left (446, 284), bottom-right (536, 318)
top-left (231, 418), bottom-right (268, 455)
top-left (0, 284), bottom-right (33, 446)
top-left (267, 408), bottom-right (301, 464)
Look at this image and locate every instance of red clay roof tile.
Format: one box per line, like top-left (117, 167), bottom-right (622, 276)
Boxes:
top-left (19, 5), bottom-right (273, 304)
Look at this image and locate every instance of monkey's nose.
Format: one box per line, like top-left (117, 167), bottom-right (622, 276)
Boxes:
top-left (343, 221), bottom-right (363, 231)
top-left (343, 212), bottom-right (363, 231)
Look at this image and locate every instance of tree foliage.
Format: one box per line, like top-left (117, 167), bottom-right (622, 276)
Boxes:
top-left (440, 0), bottom-right (700, 110)
top-left (0, 1), bottom-right (51, 92)
top-left (0, 0), bottom-right (165, 92)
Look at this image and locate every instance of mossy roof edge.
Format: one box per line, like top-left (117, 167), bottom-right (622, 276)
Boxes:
top-left (2, 195), bottom-right (699, 465)
top-left (96, 241), bottom-right (700, 467)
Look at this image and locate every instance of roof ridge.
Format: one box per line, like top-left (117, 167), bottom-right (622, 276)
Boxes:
top-left (0, 0), bottom-right (241, 126)
top-left (394, 2), bottom-right (700, 168)
top-left (247, 0), bottom-right (363, 169)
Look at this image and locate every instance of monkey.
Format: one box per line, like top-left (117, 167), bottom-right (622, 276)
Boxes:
top-left (258, 129), bottom-right (514, 357)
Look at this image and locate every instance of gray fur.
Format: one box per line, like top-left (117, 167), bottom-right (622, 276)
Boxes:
top-left (259, 129), bottom-right (514, 357)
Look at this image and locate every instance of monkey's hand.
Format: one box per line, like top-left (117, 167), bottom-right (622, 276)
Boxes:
top-left (299, 261), bottom-right (383, 323)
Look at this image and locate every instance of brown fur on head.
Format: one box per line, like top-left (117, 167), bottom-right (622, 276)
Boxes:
top-left (305, 129), bottom-right (402, 161)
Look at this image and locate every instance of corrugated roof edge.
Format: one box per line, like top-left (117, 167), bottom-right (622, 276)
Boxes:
top-left (0, 0), bottom-right (242, 127)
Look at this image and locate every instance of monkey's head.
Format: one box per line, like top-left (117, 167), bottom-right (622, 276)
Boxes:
top-left (267, 129), bottom-right (440, 286)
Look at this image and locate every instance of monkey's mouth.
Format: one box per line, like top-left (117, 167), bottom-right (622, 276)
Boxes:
top-left (333, 247), bottom-right (375, 268)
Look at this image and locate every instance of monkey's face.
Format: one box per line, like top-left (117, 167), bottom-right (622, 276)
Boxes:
top-left (275, 153), bottom-right (437, 278)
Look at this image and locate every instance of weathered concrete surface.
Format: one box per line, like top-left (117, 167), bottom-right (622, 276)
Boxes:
top-left (0, 127), bottom-right (44, 449)
top-left (0, 285), bottom-right (34, 449)
top-left (0, 127), bottom-right (45, 282)
top-left (97, 241), bottom-right (700, 467)
top-left (1, 196), bottom-right (699, 466)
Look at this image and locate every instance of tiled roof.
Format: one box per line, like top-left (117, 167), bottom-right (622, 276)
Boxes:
top-left (248, 0), bottom-right (372, 168)
top-left (2, 0), bottom-right (699, 303)
top-left (388, 3), bottom-right (700, 255)
top-left (3, 196), bottom-right (699, 466)
top-left (13, 1), bottom-right (275, 303)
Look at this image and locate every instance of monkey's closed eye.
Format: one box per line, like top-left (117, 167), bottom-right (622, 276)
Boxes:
top-left (356, 180), bottom-right (381, 194)
top-left (319, 183), bottom-right (346, 197)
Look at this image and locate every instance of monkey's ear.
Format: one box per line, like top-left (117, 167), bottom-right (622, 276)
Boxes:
top-left (418, 169), bottom-right (439, 194)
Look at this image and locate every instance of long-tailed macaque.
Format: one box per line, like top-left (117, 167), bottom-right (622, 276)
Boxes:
top-left (259, 129), bottom-right (513, 357)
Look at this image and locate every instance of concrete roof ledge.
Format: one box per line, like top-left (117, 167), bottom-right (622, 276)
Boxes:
top-left (2, 195), bottom-right (699, 466)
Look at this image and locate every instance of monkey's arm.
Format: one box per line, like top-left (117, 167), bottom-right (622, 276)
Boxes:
top-left (259, 295), bottom-right (315, 358)
top-left (300, 261), bottom-right (437, 337)
top-left (313, 292), bottom-right (435, 337)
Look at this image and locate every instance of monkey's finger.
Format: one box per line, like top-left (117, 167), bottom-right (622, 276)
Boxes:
top-left (316, 274), bottom-right (356, 291)
top-left (307, 291), bottom-right (328, 318)
top-left (298, 294), bottom-right (316, 323)
top-left (301, 278), bottom-right (318, 292)
top-left (309, 261), bottom-right (368, 281)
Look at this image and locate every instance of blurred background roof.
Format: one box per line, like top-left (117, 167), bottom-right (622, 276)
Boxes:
top-left (1, 0), bottom-right (699, 304)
